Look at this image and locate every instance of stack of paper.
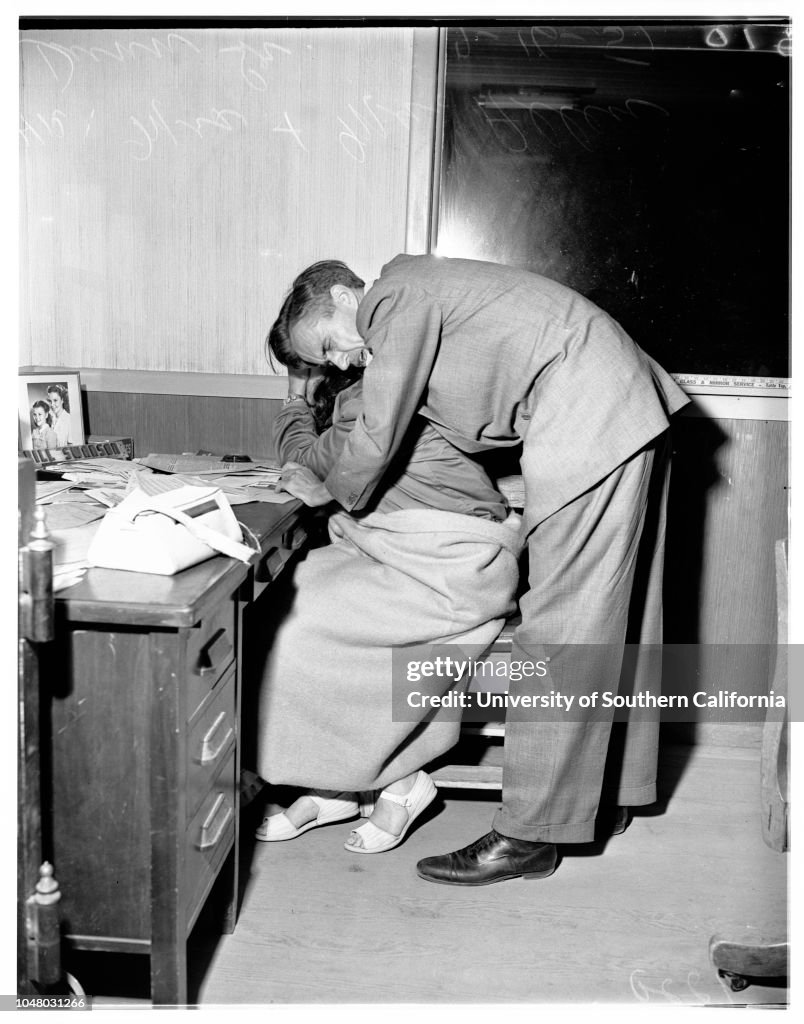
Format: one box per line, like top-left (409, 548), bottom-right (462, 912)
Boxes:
top-left (49, 520), bottom-right (103, 569)
top-left (58, 458), bottom-right (144, 487)
top-left (35, 479), bottom-right (109, 572)
top-left (40, 502), bottom-right (106, 533)
top-left (35, 467), bottom-right (125, 573)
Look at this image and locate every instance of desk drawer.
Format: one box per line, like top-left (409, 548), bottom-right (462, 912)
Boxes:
top-left (187, 666), bottom-right (236, 820)
top-left (186, 597), bottom-right (236, 719)
top-left (185, 754), bottom-right (236, 928)
top-left (253, 546), bottom-right (292, 601)
top-left (251, 519), bottom-right (310, 600)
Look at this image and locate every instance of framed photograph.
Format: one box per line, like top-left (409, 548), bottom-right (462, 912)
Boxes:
top-left (18, 371), bottom-right (85, 451)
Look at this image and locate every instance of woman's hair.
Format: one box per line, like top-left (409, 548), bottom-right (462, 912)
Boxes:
top-left (31, 399), bottom-right (51, 423)
top-left (46, 383), bottom-right (69, 410)
top-left (266, 260), bottom-right (364, 371)
top-left (310, 365), bottom-right (364, 433)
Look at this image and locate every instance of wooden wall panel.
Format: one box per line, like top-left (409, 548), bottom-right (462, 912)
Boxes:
top-left (663, 416), bottom-right (788, 744)
top-left (665, 417), bottom-right (788, 645)
top-left (20, 26), bottom-right (421, 375)
top-left (85, 390), bottom-right (282, 462)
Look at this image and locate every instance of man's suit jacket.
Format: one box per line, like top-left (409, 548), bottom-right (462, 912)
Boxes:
top-left (324, 254), bottom-right (689, 533)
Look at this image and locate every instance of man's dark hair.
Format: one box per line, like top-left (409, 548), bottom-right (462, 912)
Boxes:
top-left (266, 260), bottom-right (364, 370)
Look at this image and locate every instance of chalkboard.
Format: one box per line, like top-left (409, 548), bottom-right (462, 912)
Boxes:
top-left (437, 21), bottom-right (790, 377)
top-left (19, 26), bottom-right (417, 376)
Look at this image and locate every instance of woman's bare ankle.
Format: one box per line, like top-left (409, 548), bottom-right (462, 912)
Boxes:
top-left (382, 772), bottom-right (417, 797)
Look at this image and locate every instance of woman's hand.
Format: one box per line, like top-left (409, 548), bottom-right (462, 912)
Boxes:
top-left (278, 461), bottom-right (333, 507)
top-left (287, 367), bottom-right (310, 399)
top-left (287, 366), bottom-right (326, 402)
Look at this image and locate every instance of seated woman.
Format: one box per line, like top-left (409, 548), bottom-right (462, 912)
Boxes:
top-left (254, 364), bottom-right (522, 854)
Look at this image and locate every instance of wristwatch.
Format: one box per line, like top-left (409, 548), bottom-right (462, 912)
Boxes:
top-left (283, 393), bottom-right (308, 406)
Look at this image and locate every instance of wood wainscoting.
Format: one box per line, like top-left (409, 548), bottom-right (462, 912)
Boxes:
top-left (84, 389), bottom-right (283, 463)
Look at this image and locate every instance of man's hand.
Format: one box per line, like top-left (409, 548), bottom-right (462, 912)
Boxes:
top-left (278, 461), bottom-right (333, 507)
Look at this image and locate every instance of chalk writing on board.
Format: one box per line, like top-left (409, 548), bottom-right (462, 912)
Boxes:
top-left (450, 22), bottom-right (790, 60)
top-left (336, 95), bottom-right (433, 163)
top-left (451, 27), bottom-right (499, 59)
top-left (218, 39), bottom-right (294, 91)
top-left (273, 112), bottom-right (307, 152)
top-left (20, 91), bottom-right (420, 167)
top-left (176, 108), bottom-right (247, 140)
top-left (479, 96), bottom-right (670, 155)
top-left (707, 23), bottom-right (791, 55)
top-left (123, 98), bottom-right (246, 161)
top-left (19, 109), bottom-right (67, 147)
top-left (21, 34), bottom-right (425, 172)
top-left (337, 116), bottom-right (366, 163)
top-left (452, 24), bottom-right (658, 60)
top-left (338, 99), bottom-right (395, 162)
top-left (351, 100), bottom-right (386, 138)
top-left (21, 35), bottom-right (202, 93)
top-left (602, 25), bottom-right (656, 51)
top-left (515, 24), bottom-right (657, 60)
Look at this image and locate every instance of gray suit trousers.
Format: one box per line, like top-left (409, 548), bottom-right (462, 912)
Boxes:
top-left (493, 432), bottom-right (671, 843)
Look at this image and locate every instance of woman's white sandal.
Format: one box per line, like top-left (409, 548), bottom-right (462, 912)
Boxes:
top-left (344, 771), bottom-right (437, 854)
top-left (256, 791), bottom-right (359, 842)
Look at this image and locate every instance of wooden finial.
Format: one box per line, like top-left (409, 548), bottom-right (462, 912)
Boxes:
top-left (31, 506), bottom-right (50, 543)
top-left (34, 862), bottom-right (61, 904)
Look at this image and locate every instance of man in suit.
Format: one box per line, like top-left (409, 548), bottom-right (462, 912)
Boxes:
top-left (269, 254), bottom-right (689, 884)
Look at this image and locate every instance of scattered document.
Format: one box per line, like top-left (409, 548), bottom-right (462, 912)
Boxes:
top-left (41, 502), bottom-right (107, 532)
top-left (48, 520), bottom-right (103, 567)
top-left (38, 488), bottom-right (100, 504)
top-left (204, 471), bottom-right (293, 505)
top-left (138, 453), bottom-right (279, 476)
top-left (136, 454), bottom-right (293, 504)
top-left (36, 479), bottom-right (80, 503)
top-left (59, 458), bottom-right (144, 487)
top-left (85, 488), bottom-right (128, 508)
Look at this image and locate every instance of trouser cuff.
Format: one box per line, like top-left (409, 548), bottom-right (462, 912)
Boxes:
top-left (493, 785), bottom-right (657, 842)
top-left (610, 781), bottom-right (656, 806)
top-left (492, 807), bottom-right (597, 844)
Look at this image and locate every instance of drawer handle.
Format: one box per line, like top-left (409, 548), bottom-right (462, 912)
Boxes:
top-left (281, 525), bottom-right (307, 551)
top-left (255, 546), bottom-right (283, 583)
top-left (197, 793), bottom-right (233, 851)
top-left (196, 710), bottom-right (234, 766)
top-left (195, 628), bottom-right (233, 676)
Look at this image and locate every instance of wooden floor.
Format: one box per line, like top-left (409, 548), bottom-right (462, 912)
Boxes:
top-left (83, 739), bottom-right (788, 1009)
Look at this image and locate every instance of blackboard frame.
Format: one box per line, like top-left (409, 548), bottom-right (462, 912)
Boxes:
top-left (434, 18), bottom-right (791, 381)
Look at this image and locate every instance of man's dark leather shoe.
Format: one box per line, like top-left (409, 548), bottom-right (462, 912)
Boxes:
top-left (595, 805), bottom-right (631, 840)
top-left (416, 830), bottom-right (557, 886)
top-left (611, 805), bottom-right (631, 835)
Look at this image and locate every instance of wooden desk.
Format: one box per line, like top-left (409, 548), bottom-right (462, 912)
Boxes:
top-left (42, 498), bottom-right (311, 1006)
